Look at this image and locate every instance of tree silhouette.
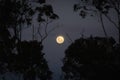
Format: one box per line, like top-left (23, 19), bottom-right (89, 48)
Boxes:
top-left (14, 41), bottom-right (52, 80)
top-left (0, 0), bottom-right (58, 42)
top-left (0, 0), bottom-right (58, 80)
top-left (0, 0), bottom-right (35, 41)
top-left (62, 37), bottom-right (120, 80)
top-left (34, 4), bottom-right (59, 42)
top-left (74, 0), bottom-right (120, 43)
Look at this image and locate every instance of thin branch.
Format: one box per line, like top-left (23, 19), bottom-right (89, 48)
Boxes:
top-left (48, 24), bottom-right (61, 34)
top-left (32, 25), bottom-right (35, 40)
top-left (84, 7), bottom-right (97, 13)
top-left (39, 17), bottom-right (49, 42)
top-left (48, 19), bottom-right (53, 24)
top-left (100, 13), bottom-right (108, 37)
top-left (40, 34), bottom-right (48, 42)
top-left (118, 11), bottom-right (120, 43)
top-left (65, 32), bottom-right (73, 43)
top-left (104, 14), bottom-right (119, 29)
top-left (109, 0), bottom-right (120, 14)
top-left (37, 15), bottom-right (57, 42)
top-left (37, 23), bottom-right (43, 41)
top-left (45, 17), bottom-right (49, 37)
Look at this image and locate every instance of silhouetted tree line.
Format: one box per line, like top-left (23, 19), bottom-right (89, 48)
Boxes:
top-left (0, 40), bottom-right (52, 80)
top-left (62, 37), bottom-right (120, 80)
top-left (0, 0), bottom-right (59, 80)
top-left (1, 0), bottom-right (120, 80)
top-left (74, 0), bottom-right (120, 43)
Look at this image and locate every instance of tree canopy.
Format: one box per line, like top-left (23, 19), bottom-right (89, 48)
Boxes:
top-left (0, 0), bottom-right (58, 80)
top-left (62, 37), bottom-right (120, 80)
top-left (74, 0), bottom-right (120, 43)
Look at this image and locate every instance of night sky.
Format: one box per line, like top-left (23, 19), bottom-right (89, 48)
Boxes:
top-left (21, 0), bottom-right (118, 80)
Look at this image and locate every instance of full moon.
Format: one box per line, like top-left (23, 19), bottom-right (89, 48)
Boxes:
top-left (56, 36), bottom-right (64, 44)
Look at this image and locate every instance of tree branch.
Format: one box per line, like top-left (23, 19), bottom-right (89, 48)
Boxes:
top-left (109, 0), bottom-right (120, 14)
top-left (100, 13), bottom-right (108, 37)
top-left (48, 25), bottom-right (60, 34)
top-left (45, 17), bottom-right (49, 37)
top-left (38, 23), bottom-right (43, 41)
top-left (65, 32), bottom-right (73, 43)
top-left (104, 14), bottom-right (119, 30)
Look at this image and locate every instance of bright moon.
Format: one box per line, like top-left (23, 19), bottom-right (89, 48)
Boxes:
top-left (56, 36), bottom-right (64, 44)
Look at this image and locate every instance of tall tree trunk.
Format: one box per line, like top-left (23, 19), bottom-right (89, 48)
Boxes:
top-left (19, 24), bottom-right (22, 42)
top-left (100, 13), bottom-right (108, 37)
top-left (2, 75), bottom-right (6, 80)
top-left (32, 25), bottom-right (35, 40)
top-left (18, 74), bottom-right (22, 80)
top-left (117, 12), bottom-right (120, 43)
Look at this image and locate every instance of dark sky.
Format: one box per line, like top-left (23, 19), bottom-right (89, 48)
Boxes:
top-left (21, 0), bottom-right (118, 80)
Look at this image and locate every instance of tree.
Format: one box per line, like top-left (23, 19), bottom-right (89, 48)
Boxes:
top-left (74, 0), bottom-right (120, 43)
top-left (62, 37), bottom-right (120, 80)
top-left (8, 41), bottom-right (52, 80)
top-left (0, 0), bottom-right (59, 42)
top-left (0, 0), bottom-right (15, 76)
top-left (33, 4), bottom-right (59, 42)
top-left (0, 0), bottom-right (35, 41)
top-left (0, 40), bottom-right (52, 80)
top-left (0, 0), bottom-right (58, 80)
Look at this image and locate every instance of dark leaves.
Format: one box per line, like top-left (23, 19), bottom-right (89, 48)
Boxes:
top-left (62, 37), bottom-right (120, 80)
top-left (0, 0), bottom-right (56, 79)
top-left (38, 16), bottom-right (45, 22)
top-left (74, 4), bottom-right (78, 11)
top-left (74, 4), bottom-right (81, 12)
top-left (74, 0), bottom-right (114, 17)
top-left (36, 4), bottom-right (59, 22)
top-left (38, 0), bottom-right (46, 4)
top-left (29, 9), bottom-right (35, 16)
top-left (43, 5), bottom-right (53, 13)
top-left (10, 41), bottom-right (51, 79)
top-left (80, 10), bottom-right (87, 18)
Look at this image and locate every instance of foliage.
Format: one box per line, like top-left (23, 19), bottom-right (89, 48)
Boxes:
top-left (62, 37), bottom-right (120, 80)
top-left (0, 41), bottom-right (52, 80)
top-left (0, 0), bottom-right (58, 79)
top-left (15, 41), bottom-right (52, 80)
top-left (35, 4), bottom-right (59, 42)
top-left (0, 0), bottom-right (34, 40)
top-left (36, 4), bottom-right (59, 22)
top-left (74, 0), bottom-right (119, 18)
top-left (74, 0), bottom-right (120, 43)
top-left (0, 0), bottom-right (59, 41)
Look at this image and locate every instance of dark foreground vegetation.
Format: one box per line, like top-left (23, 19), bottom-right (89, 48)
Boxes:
top-left (0, 0), bottom-right (120, 80)
top-left (62, 37), bottom-right (120, 80)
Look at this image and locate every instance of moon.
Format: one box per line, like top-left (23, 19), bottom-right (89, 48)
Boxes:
top-left (56, 36), bottom-right (64, 44)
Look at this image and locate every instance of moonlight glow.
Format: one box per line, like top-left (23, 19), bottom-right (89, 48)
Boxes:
top-left (56, 36), bottom-right (64, 44)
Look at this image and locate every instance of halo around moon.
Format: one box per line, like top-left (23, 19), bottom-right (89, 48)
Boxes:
top-left (56, 36), bottom-right (64, 44)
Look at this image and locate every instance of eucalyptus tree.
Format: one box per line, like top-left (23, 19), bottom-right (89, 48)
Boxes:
top-left (62, 37), bottom-right (120, 80)
top-left (13, 41), bottom-right (52, 80)
top-left (74, 0), bottom-right (120, 43)
top-left (33, 3), bottom-right (59, 42)
top-left (0, 0), bottom-right (58, 80)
